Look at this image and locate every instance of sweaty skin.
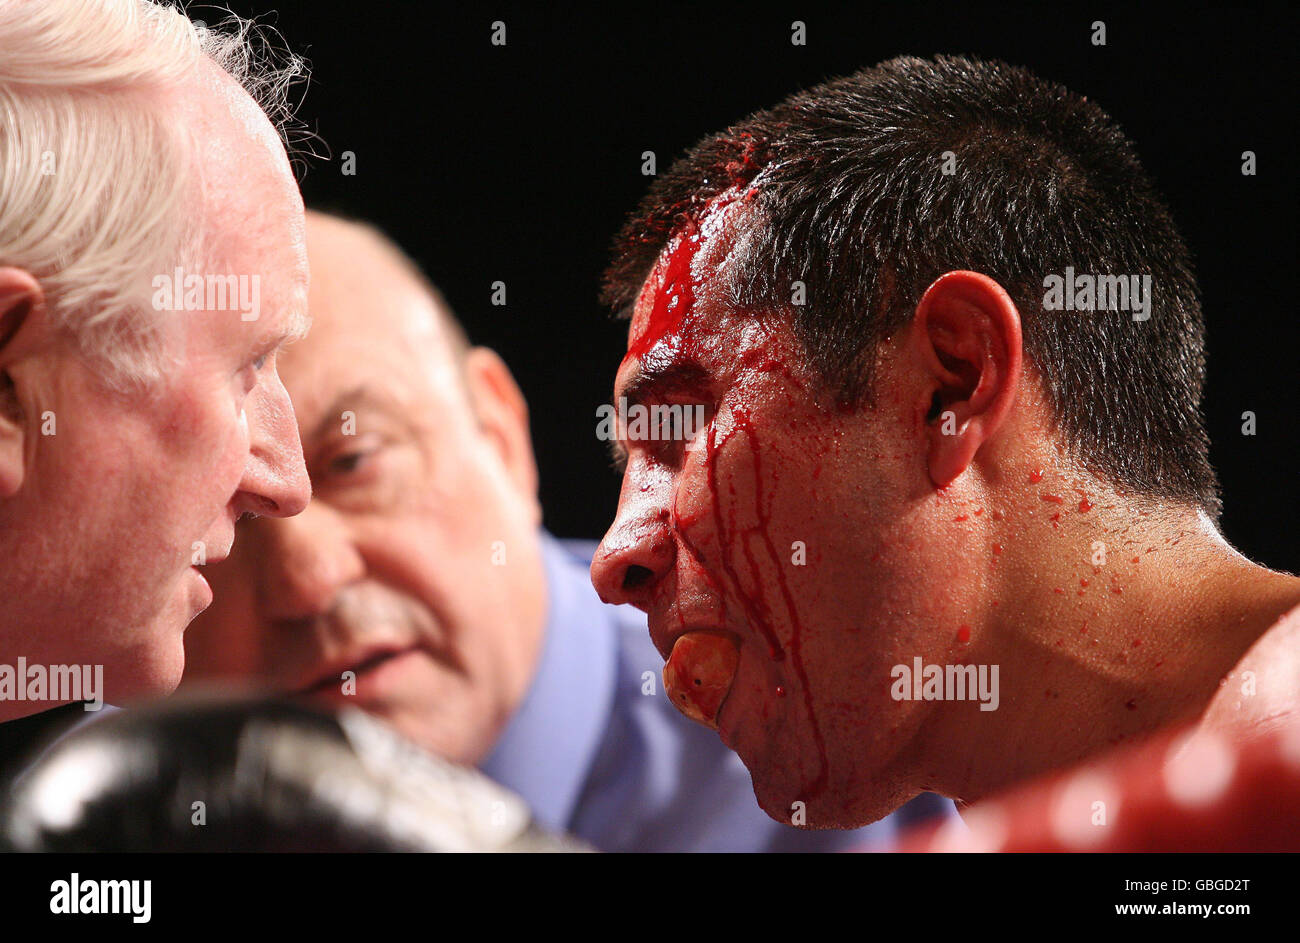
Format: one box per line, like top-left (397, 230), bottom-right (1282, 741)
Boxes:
top-left (594, 187), bottom-right (1300, 831)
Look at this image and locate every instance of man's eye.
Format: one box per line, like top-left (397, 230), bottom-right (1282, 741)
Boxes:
top-left (328, 451), bottom-right (368, 475)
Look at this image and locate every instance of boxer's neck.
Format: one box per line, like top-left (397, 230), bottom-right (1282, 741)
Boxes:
top-left (919, 500), bottom-right (1300, 807)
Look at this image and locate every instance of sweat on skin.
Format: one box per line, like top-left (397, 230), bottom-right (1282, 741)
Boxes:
top-left (592, 190), bottom-right (1300, 831)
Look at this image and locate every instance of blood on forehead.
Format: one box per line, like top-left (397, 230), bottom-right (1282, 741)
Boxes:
top-left (623, 188), bottom-right (756, 367)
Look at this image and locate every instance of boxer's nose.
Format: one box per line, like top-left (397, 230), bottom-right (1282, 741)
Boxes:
top-left (591, 501), bottom-right (675, 612)
top-left (257, 504), bottom-right (365, 621)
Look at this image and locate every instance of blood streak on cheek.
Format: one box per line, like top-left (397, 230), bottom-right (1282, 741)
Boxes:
top-left (695, 399), bottom-right (830, 799)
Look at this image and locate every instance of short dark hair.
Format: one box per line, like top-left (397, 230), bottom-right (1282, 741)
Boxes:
top-left (602, 55), bottom-right (1219, 514)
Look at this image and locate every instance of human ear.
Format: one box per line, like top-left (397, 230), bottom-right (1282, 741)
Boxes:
top-left (0, 268), bottom-right (48, 497)
top-left (910, 270), bottom-right (1023, 488)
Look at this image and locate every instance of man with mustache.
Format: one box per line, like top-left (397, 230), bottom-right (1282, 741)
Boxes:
top-left (589, 55), bottom-right (1300, 832)
top-left (0, 0), bottom-right (310, 772)
top-left (181, 209), bottom-right (951, 851)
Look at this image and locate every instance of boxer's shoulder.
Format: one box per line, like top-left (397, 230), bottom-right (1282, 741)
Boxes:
top-left (1200, 598), bottom-right (1300, 740)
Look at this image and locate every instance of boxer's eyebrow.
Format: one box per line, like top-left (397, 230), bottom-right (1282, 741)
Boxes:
top-left (616, 360), bottom-right (711, 412)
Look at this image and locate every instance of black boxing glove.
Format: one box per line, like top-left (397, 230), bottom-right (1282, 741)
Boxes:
top-left (1, 695), bottom-right (587, 852)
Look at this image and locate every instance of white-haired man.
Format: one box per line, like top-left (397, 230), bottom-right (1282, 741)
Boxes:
top-left (0, 0), bottom-right (311, 770)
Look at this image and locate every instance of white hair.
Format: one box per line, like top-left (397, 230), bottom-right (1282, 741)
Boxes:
top-left (0, 0), bottom-right (309, 387)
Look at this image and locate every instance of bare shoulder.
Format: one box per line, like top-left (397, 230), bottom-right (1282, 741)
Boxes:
top-left (1200, 600), bottom-right (1300, 739)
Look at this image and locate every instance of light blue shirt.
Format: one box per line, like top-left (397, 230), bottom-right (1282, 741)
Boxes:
top-left (480, 533), bottom-right (955, 852)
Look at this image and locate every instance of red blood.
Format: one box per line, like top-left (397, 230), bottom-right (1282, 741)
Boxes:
top-left (991, 510), bottom-right (1004, 521)
top-left (1080, 578), bottom-right (1089, 587)
top-left (775, 685), bottom-right (786, 698)
top-left (1041, 494), bottom-right (1064, 504)
top-left (974, 508), bottom-right (984, 516)
top-left (1078, 498), bottom-right (1093, 512)
top-left (1050, 512), bottom-right (1061, 524)
top-left (692, 399), bottom-right (830, 799)
top-left (993, 543), bottom-right (1003, 555)
top-left (1112, 586), bottom-right (1123, 595)
top-left (957, 624), bottom-right (971, 643)
top-left (953, 514), bottom-right (969, 522)
top-left (1053, 587), bottom-right (1065, 594)
top-left (624, 228), bottom-right (701, 362)
top-left (1131, 557), bottom-right (1140, 564)
top-left (1029, 469), bottom-right (1044, 483)
top-left (1132, 639), bottom-right (1142, 647)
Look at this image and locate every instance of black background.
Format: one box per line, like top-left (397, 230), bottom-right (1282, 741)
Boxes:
top-left (209, 0), bottom-right (1297, 570)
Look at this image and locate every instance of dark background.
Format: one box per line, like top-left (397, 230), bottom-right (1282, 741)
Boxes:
top-left (212, 0), bottom-right (1296, 570)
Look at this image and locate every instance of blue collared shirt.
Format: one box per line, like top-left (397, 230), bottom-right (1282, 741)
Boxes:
top-left (480, 533), bottom-right (955, 851)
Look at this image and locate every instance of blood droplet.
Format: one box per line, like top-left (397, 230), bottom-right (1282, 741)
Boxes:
top-left (1078, 498), bottom-right (1093, 512)
top-left (957, 624), bottom-right (971, 643)
top-left (1042, 494), bottom-right (1064, 504)
top-left (1029, 469), bottom-right (1044, 483)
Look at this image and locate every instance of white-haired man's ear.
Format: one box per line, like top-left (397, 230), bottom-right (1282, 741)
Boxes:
top-left (0, 267), bottom-right (47, 497)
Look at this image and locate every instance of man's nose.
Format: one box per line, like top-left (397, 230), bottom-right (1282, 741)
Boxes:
top-left (256, 503), bottom-right (365, 622)
top-left (590, 503), bottom-right (676, 611)
top-left (236, 374), bottom-right (311, 520)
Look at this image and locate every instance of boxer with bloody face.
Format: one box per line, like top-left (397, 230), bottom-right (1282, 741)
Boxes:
top-left (181, 210), bottom-right (950, 851)
top-left (591, 56), bottom-right (1300, 829)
